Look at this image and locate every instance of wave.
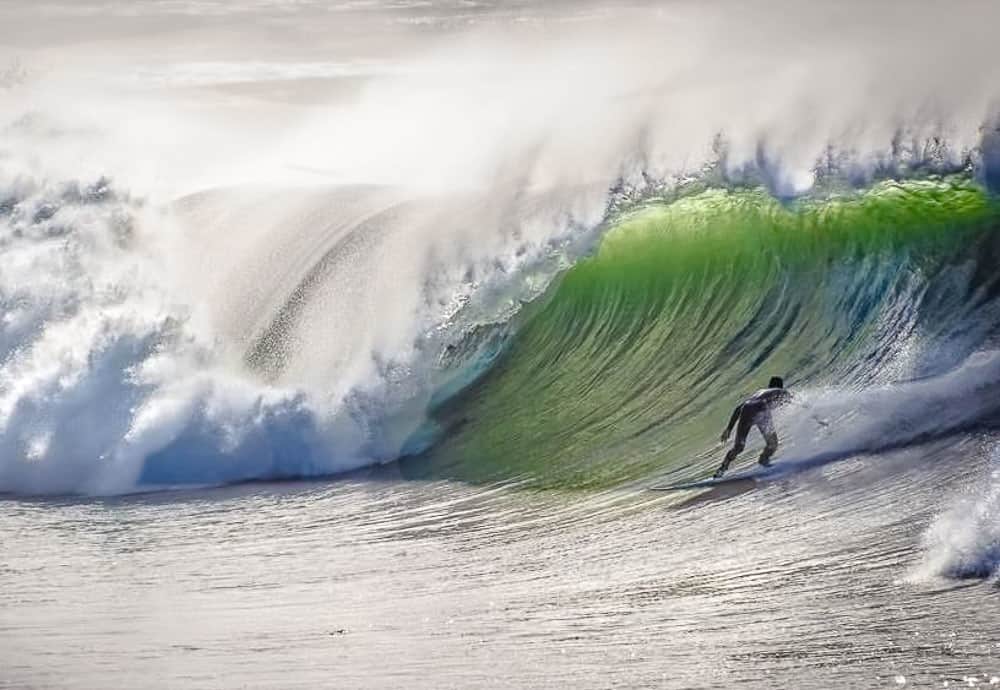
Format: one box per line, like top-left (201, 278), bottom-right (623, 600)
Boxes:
top-left (404, 177), bottom-right (1000, 489)
top-left (2, 124), bottom-right (1000, 499)
top-left (3, 166), bottom-right (1000, 502)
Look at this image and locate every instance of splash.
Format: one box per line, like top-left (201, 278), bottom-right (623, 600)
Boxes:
top-left (915, 449), bottom-right (1000, 581)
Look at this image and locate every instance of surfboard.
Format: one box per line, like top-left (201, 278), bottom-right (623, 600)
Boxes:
top-left (649, 465), bottom-right (776, 491)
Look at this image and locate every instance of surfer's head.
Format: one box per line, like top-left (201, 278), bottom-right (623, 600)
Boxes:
top-left (768, 376), bottom-right (784, 389)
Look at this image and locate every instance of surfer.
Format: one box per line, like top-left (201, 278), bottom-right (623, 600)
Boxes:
top-left (714, 376), bottom-right (792, 479)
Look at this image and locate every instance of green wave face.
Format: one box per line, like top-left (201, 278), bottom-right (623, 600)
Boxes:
top-left (403, 179), bottom-right (1000, 489)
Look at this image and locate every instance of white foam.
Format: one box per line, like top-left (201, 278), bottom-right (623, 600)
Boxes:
top-left (913, 449), bottom-right (1000, 581)
top-left (771, 350), bottom-right (1000, 479)
top-left (0, 177), bottom-right (364, 495)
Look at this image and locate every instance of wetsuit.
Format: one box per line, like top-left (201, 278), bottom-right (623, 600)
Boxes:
top-left (715, 387), bottom-right (792, 478)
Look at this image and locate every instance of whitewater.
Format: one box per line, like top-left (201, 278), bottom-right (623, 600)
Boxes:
top-left (2, 0), bottom-right (1000, 688)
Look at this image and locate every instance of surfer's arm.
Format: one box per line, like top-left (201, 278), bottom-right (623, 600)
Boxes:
top-left (721, 405), bottom-right (742, 441)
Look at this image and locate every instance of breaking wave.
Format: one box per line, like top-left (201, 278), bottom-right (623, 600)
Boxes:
top-left (406, 178), bottom-right (1000, 492)
top-left (4, 155), bottom-right (1000, 532)
top-left (0, 176), bottom-right (343, 494)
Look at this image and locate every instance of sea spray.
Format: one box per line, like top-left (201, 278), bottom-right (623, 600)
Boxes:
top-left (0, 175), bottom-right (338, 494)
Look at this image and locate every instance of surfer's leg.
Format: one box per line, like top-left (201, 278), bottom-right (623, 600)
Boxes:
top-left (758, 434), bottom-right (778, 466)
top-left (714, 416), bottom-right (752, 478)
top-left (757, 413), bottom-right (778, 466)
top-left (714, 446), bottom-right (741, 479)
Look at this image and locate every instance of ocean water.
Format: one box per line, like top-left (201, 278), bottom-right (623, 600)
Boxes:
top-left (2, 0), bottom-right (1000, 687)
top-left (4, 452), bottom-right (1000, 689)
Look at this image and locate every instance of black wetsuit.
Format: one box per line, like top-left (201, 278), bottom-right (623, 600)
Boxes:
top-left (715, 387), bottom-right (792, 478)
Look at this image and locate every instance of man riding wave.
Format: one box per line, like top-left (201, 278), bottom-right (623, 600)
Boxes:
top-left (715, 376), bottom-right (792, 479)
